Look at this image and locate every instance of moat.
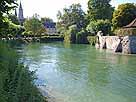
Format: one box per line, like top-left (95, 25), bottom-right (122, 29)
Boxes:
top-left (19, 42), bottom-right (136, 102)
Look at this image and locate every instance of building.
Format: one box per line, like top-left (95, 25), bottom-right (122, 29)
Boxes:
top-left (14, 0), bottom-right (25, 25)
top-left (123, 18), bottom-right (136, 28)
top-left (18, 1), bottom-right (25, 25)
top-left (43, 22), bottom-right (57, 34)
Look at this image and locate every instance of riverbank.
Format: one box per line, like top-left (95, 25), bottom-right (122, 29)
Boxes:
top-left (0, 41), bottom-right (47, 102)
top-left (39, 86), bottom-right (62, 102)
top-left (1, 35), bottom-right (64, 44)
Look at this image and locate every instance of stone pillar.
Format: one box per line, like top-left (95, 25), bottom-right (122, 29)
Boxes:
top-left (96, 31), bottom-right (106, 49)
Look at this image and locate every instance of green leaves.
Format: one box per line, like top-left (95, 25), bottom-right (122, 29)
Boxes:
top-left (24, 15), bottom-right (46, 36)
top-left (87, 20), bottom-right (111, 35)
top-left (87, 0), bottom-right (113, 21)
top-left (112, 3), bottom-right (136, 30)
top-left (57, 3), bottom-right (88, 44)
top-left (8, 14), bottom-right (19, 25)
top-left (0, 42), bottom-right (46, 102)
top-left (86, 0), bottom-right (114, 35)
top-left (0, 0), bottom-right (17, 28)
top-left (57, 3), bottom-right (87, 30)
top-left (0, 18), bottom-right (25, 37)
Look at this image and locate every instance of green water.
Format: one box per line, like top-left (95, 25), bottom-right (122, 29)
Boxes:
top-left (20, 42), bottom-right (136, 102)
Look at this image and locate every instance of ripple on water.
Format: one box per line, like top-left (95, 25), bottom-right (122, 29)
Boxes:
top-left (20, 43), bottom-right (136, 102)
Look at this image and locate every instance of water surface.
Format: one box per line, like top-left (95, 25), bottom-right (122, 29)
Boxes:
top-left (20, 42), bottom-right (136, 102)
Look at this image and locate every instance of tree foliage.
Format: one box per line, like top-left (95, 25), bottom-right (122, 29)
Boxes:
top-left (24, 15), bottom-right (46, 36)
top-left (57, 3), bottom-right (87, 30)
top-left (87, 19), bottom-right (111, 35)
top-left (112, 3), bottom-right (136, 30)
top-left (86, 0), bottom-right (113, 36)
top-left (0, 0), bottom-right (17, 30)
top-left (8, 14), bottom-right (19, 25)
top-left (57, 3), bottom-right (88, 43)
top-left (0, 17), bottom-right (24, 37)
top-left (87, 0), bottom-right (113, 21)
top-left (41, 17), bottom-right (53, 24)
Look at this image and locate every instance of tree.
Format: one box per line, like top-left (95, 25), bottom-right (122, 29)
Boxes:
top-left (57, 3), bottom-right (88, 43)
top-left (57, 3), bottom-right (87, 29)
top-left (0, 0), bottom-right (17, 30)
top-left (112, 3), bottom-right (136, 30)
top-left (87, 0), bottom-right (114, 21)
top-left (24, 15), bottom-right (46, 36)
top-left (57, 10), bottom-right (62, 22)
top-left (0, 17), bottom-right (24, 37)
top-left (41, 17), bottom-right (53, 24)
top-left (87, 20), bottom-right (111, 35)
top-left (8, 14), bottom-right (19, 25)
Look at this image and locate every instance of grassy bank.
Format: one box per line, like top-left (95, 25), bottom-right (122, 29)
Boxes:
top-left (0, 41), bottom-right (47, 102)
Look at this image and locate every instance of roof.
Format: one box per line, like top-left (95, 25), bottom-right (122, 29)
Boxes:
top-left (123, 18), bottom-right (136, 28)
top-left (43, 22), bottom-right (56, 28)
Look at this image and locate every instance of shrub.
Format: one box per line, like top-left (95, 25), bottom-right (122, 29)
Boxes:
top-left (87, 36), bottom-right (97, 45)
top-left (76, 29), bottom-right (88, 44)
top-left (68, 25), bottom-right (79, 43)
top-left (0, 42), bottom-right (46, 102)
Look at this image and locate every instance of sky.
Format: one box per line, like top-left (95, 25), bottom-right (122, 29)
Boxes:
top-left (18, 0), bottom-right (136, 21)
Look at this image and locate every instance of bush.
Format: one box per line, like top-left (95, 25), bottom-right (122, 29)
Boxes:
top-left (115, 28), bottom-right (136, 36)
top-left (76, 29), bottom-right (88, 44)
top-left (68, 25), bottom-right (79, 43)
top-left (87, 20), bottom-right (111, 35)
top-left (0, 42), bottom-right (46, 102)
top-left (87, 36), bottom-right (97, 45)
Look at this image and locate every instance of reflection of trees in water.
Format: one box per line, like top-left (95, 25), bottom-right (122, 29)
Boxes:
top-left (20, 43), bottom-right (136, 102)
top-left (105, 52), bottom-right (136, 75)
top-left (56, 44), bottom-right (91, 74)
top-left (55, 44), bottom-right (111, 86)
top-left (87, 52), bottom-right (111, 88)
top-left (25, 43), bottom-right (42, 57)
top-left (22, 43), bottom-right (43, 65)
top-left (56, 48), bottom-right (83, 74)
top-left (102, 52), bottom-right (136, 98)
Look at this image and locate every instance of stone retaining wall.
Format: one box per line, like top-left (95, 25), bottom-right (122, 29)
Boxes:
top-left (122, 36), bottom-right (136, 54)
top-left (96, 35), bottom-right (136, 54)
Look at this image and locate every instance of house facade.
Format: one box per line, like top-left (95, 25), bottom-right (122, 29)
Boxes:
top-left (43, 22), bottom-right (57, 34)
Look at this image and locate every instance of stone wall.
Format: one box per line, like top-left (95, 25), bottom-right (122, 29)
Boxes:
top-left (122, 36), bottom-right (136, 54)
top-left (96, 35), bottom-right (136, 54)
top-left (98, 36), bottom-right (122, 52)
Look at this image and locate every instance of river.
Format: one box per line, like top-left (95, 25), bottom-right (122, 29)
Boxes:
top-left (19, 42), bottom-right (136, 102)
